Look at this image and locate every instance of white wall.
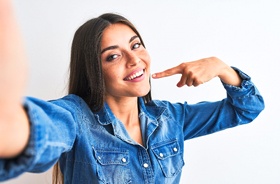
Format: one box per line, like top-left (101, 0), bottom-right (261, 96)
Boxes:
top-left (3, 0), bottom-right (280, 183)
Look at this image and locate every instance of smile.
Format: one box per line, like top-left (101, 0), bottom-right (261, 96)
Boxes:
top-left (124, 69), bottom-right (144, 81)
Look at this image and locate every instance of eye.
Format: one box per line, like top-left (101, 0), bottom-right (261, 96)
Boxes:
top-left (132, 42), bottom-right (142, 50)
top-left (106, 54), bottom-right (118, 62)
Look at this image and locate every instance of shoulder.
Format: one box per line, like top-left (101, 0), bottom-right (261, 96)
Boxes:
top-left (49, 94), bottom-right (88, 109)
top-left (24, 94), bottom-right (93, 121)
top-left (24, 94), bottom-right (87, 109)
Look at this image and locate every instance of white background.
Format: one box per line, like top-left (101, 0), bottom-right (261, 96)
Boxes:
top-left (3, 0), bottom-right (280, 183)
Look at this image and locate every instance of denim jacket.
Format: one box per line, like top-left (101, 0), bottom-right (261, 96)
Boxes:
top-left (0, 68), bottom-right (264, 184)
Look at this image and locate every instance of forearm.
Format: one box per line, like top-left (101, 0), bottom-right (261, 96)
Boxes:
top-left (0, 0), bottom-right (29, 158)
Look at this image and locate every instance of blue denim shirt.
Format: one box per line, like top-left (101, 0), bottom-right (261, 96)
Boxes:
top-left (0, 68), bottom-right (264, 183)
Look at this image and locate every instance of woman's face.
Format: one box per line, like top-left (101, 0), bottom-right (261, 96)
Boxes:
top-left (100, 23), bottom-right (151, 100)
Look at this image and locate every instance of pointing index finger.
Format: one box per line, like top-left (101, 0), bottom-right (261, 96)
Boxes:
top-left (152, 65), bottom-right (182, 79)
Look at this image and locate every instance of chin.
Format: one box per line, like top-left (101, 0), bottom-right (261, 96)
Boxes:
top-left (137, 87), bottom-right (150, 97)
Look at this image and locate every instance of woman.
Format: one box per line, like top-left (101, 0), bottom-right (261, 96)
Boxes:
top-left (0, 1), bottom-right (264, 183)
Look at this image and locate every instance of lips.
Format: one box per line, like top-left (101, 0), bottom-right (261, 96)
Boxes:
top-left (124, 69), bottom-right (144, 81)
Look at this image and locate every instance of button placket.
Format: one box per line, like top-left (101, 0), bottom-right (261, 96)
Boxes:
top-left (139, 148), bottom-right (154, 183)
top-left (143, 163), bottom-right (149, 168)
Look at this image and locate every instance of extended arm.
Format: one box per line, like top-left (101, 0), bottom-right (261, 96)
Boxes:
top-left (0, 0), bottom-right (29, 158)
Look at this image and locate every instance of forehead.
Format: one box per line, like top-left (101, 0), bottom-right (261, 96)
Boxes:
top-left (101, 23), bottom-right (137, 46)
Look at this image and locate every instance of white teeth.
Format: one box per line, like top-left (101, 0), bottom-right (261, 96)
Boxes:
top-left (127, 70), bottom-right (144, 80)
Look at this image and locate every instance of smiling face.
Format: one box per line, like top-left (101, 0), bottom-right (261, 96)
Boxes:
top-left (101, 23), bottom-right (151, 101)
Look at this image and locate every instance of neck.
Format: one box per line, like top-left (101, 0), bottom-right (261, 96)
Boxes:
top-left (105, 96), bottom-right (139, 126)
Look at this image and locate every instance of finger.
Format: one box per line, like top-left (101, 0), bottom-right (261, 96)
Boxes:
top-left (193, 79), bottom-right (205, 87)
top-left (176, 74), bottom-right (188, 87)
top-left (186, 75), bottom-right (194, 87)
top-left (152, 65), bottom-right (182, 79)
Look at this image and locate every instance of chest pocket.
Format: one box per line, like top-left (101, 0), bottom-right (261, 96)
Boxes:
top-left (151, 139), bottom-right (184, 177)
top-left (93, 148), bottom-right (131, 184)
top-left (95, 149), bottom-right (129, 165)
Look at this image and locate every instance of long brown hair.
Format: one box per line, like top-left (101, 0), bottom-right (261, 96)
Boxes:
top-left (52, 13), bottom-right (152, 183)
top-left (68, 13), bottom-right (151, 112)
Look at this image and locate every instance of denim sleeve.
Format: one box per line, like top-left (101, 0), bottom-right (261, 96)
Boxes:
top-left (164, 67), bottom-right (265, 140)
top-left (0, 95), bottom-right (80, 181)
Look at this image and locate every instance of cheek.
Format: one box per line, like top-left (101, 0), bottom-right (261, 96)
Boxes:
top-left (102, 67), bottom-right (114, 88)
top-left (103, 67), bottom-right (123, 86)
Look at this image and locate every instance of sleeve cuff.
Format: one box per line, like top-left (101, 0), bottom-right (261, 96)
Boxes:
top-left (0, 98), bottom-right (48, 181)
top-left (222, 66), bottom-right (253, 92)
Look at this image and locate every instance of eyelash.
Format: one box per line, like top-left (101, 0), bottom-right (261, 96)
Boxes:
top-left (105, 42), bottom-right (142, 62)
top-left (106, 54), bottom-right (118, 62)
top-left (132, 42), bottom-right (142, 49)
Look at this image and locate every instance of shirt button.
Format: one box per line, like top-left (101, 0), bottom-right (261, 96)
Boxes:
top-left (122, 158), bottom-right (127, 163)
top-left (173, 147), bottom-right (178, 152)
top-left (159, 153), bottom-right (164, 158)
top-left (143, 163), bottom-right (149, 168)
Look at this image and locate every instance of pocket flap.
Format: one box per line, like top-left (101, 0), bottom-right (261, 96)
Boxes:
top-left (94, 149), bottom-right (129, 166)
top-left (152, 139), bottom-right (180, 160)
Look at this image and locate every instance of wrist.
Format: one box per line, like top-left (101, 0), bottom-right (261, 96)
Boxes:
top-left (218, 66), bottom-right (242, 86)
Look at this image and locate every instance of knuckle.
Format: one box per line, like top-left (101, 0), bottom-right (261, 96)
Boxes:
top-left (179, 63), bottom-right (186, 69)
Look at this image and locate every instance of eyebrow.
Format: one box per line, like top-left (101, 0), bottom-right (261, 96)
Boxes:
top-left (101, 35), bottom-right (139, 54)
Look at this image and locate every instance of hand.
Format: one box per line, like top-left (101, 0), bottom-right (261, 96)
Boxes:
top-left (152, 57), bottom-right (241, 87)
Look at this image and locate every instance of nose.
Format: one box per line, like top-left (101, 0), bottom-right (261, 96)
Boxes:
top-left (126, 51), bottom-right (140, 67)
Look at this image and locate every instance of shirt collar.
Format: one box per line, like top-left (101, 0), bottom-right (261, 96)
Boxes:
top-left (94, 98), bottom-right (166, 126)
